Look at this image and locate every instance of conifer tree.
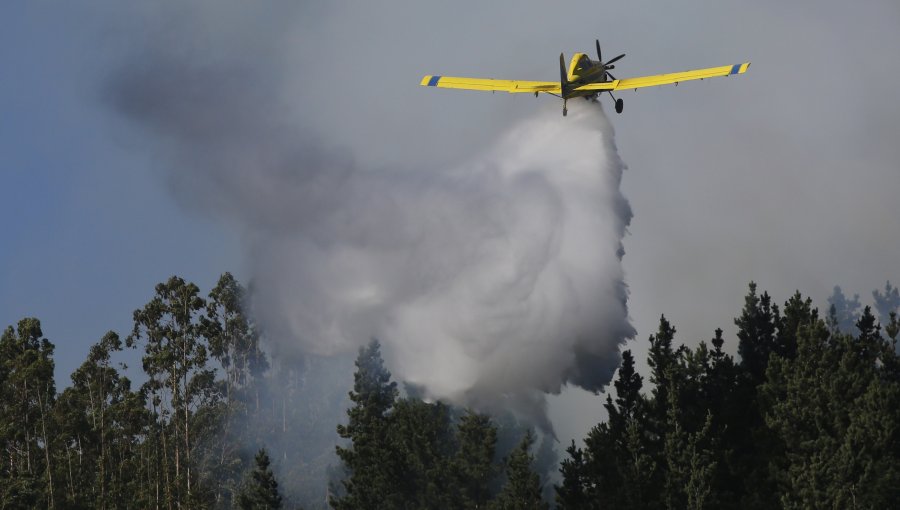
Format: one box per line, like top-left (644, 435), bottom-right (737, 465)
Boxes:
top-left (555, 441), bottom-right (592, 509)
top-left (332, 339), bottom-right (399, 509)
top-left (648, 315), bottom-right (679, 421)
top-left (454, 411), bottom-right (499, 509)
top-left (492, 430), bottom-right (548, 510)
top-left (645, 315), bottom-right (681, 500)
top-left (388, 398), bottom-right (456, 507)
top-left (777, 291), bottom-right (816, 361)
top-left (735, 282), bottom-right (780, 385)
top-left (558, 350), bottom-right (657, 509)
top-left (729, 283), bottom-right (782, 507)
top-left (238, 449), bottom-right (283, 509)
top-left (764, 307), bottom-right (900, 508)
top-left (872, 280), bottom-right (900, 326)
top-left (663, 383), bottom-right (717, 510)
top-left (826, 285), bottom-right (862, 334)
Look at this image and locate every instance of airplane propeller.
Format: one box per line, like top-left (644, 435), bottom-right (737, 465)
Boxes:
top-left (595, 39), bottom-right (625, 67)
top-left (605, 53), bottom-right (626, 66)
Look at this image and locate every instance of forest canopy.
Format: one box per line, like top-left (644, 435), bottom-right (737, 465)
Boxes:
top-left (2, 275), bottom-right (899, 509)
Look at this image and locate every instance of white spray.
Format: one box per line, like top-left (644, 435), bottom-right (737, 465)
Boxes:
top-left (106, 14), bottom-right (635, 427)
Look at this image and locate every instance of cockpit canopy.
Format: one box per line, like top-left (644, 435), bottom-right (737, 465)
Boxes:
top-left (568, 53), bottom-right (595, 81)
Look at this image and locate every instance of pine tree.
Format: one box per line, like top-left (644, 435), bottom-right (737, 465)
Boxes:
top-left (454, 411), bottom-right (499, 509)
top-left (558, 350), bottom-right (658, 509)
top-left (555, 441), bottom-right (592, 509)
top-left (492, 430), bottom-right (548, 510)
top-left (238, 449), bottom-right (283, 509)
top-left (388, 397), bottom-right (456, 508)
top-left (332, 339), bottom-right (399, 509)
top-left (735, 282), bottom-right (780, 385)
top-left (777, 291), bottom-right (816, 361)
top-left (663, 383), bottom-right (717, 510)
top-left (729, 283), bottom-right (782, 507)
top-left (826, 285), bottom-right (862, 334)
top-left (764, 307), bottom-right (900, 508)
top-left (607, 350), bottom-right (645, 437)
top-left (648, 315), bottom-right (680, 421)
top-left (645, 315), bottom-right (682, 503)
top-left (872, 280), bottom-right (900, 327)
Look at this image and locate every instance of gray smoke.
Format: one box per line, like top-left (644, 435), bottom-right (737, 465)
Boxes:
top-left (105, 4), bottom-right (634, 428)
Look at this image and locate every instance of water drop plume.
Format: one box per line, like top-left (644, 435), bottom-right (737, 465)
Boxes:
top-left (106, 14), bottom-right (635, 429)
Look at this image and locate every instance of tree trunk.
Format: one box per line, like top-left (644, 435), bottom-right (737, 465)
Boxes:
top-left (37, 385), bottom-right (54, 508)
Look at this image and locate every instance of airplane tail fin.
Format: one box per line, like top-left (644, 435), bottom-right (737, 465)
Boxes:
top-left (559, 53), bottom-right (569, 94)
top-left (560, 53), bottom-right (569, 116)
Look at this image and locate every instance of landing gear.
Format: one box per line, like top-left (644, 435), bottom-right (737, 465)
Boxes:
top-left (563, 98), bottom-right (568, 116)
top-left (608, 91), bottom-right (624, 114)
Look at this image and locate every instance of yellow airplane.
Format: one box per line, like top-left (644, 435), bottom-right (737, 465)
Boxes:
top-left (421, 40), bottom-right (749, 116)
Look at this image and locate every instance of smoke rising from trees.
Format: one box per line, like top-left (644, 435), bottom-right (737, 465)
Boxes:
top-left (105, 4), bottom-right (635, 426)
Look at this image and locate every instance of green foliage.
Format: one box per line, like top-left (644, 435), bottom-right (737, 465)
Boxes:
top-left (53, 331), bottom-right (149, 508)
top-left (0, 318), bottom-right (57, 508)
top-left (557, 350), bottom-right (657, 509)
top-left (827, 285), bottom-right (862, 334)
top-left (128, 275), bottom-right (220, 507)
top-left (331, 341), bottom-right (553, 509)
top-left (6, 274), bottom-right (900, 509)
top-left (454, 411), bottom-right (499, 509)
top-left (664, 389), bottom-right (717, 510)
top-left (238, 449), bottom-right (283, 510)
top-left (389, 398), bottom-right (456, 508)
top-left (764, 307), bottom-right (900, 508)
top-left (492, 430), bottom-right (548, 510)
top-left (735, 282), bottom-right (779, 385)
top-left (331, 339), bottom-right (400, 509)
top-left (872, 280), bottom-right (900, 327)
top-left (200, 272), bottom-right (269, 507)
top-left (558, 285), bottom-right (900, 510)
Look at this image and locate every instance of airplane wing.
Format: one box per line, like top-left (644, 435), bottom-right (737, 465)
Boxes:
top-left (576, 62), bottom-right (750, 92)
top-left (420, 75), bottom-right (561, 94)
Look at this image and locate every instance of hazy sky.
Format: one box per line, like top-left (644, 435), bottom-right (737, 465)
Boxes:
top-left (2, 0), bottom-right (899, 444)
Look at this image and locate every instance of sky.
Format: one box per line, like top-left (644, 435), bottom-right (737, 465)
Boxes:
top-left (2, 0), bottom-right (900, 444)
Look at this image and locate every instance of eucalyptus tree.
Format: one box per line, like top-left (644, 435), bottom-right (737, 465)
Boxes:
top-left (0, 318), bottom-right (57, 508)
top-left (128, 276), bottom-right (220, 506)
top-left (54, 331), bottom-right (148, 508)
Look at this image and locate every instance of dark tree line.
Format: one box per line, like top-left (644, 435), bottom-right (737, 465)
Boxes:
top-left (330, 340), bottom-right (549, 510)
top-left (556, 282), bottom-right (900, 509)
top-left (4, 275), bottom-right (900, 509)
top-left (0, 273), bottom-right (283, 509)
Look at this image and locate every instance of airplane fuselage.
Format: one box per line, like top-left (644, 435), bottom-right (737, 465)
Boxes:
top-left (564, 53), bottom-right (609, 99)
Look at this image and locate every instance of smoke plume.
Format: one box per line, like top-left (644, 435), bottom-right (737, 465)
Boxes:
top-left (105, 7), bottom-right (635, 427)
